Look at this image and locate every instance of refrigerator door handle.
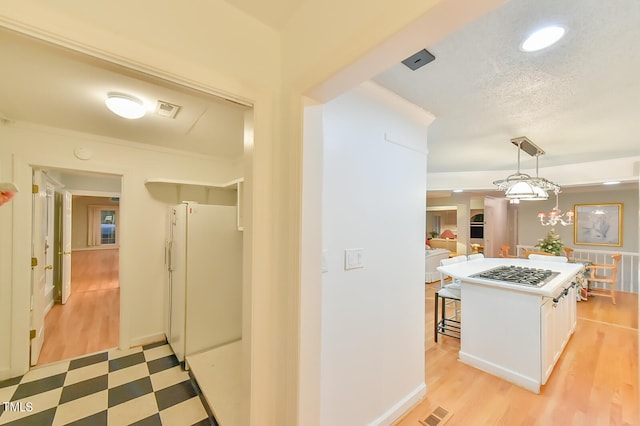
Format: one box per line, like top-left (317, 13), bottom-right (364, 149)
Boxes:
top-left (166, 240), bottom-right (173, 271)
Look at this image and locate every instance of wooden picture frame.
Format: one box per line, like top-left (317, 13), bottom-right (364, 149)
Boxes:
top-left (574, 203), bottom-right (623, 246)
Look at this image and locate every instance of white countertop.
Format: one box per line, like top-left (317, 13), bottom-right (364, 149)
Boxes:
top-left (437, 257), bottom-right (584, 297)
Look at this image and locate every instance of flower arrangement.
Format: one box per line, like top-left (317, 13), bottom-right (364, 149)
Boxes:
top-left (535, 227), bottom-right (564, 255)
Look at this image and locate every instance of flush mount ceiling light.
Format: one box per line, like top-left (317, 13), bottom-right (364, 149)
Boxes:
top-left (493, 137), bottom-right (560, 200)
top-left (105, 92), bottom-right (146, 119)
top-left (520, 25), bottom-right (565, 52)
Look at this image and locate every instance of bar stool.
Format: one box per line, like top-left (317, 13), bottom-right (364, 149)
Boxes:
top-left (434, 256), bottom-right (466, 342)
top-left (434, 286), bottom-right (461, 342)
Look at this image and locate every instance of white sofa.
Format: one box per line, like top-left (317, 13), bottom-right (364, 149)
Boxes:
top-left (425, 248), bottom-right (451, 283)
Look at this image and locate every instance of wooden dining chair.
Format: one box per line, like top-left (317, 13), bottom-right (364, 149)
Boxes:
top-left (499, 245), bottom-right (518, 258)
top-left (528, 254), bottom-right (568, 263)
top-left (586, 254), bottom-right (622, 304)
top-left (564, 247), bottom-right (575, 261)
top-left (524, 250), bottom-right (555, 259)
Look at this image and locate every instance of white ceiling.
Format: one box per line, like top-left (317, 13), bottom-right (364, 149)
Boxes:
top-left (0, 28), bottom-right (248, 160)
top-left (221, 0), bottom-right (302, 30)
top-left (373, 0), bottom-right (640, 175)
top-left (0, 0), bottom-right (638, 188)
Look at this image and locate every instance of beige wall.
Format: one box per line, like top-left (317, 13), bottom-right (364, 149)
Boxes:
top-left (71, 196), bottom-right (120, 250)
top-left (517, 187), bottom-right (639, 253)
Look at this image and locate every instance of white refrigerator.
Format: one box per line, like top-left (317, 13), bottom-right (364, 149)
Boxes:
top-left (165, 203), bottom-right (243, 363)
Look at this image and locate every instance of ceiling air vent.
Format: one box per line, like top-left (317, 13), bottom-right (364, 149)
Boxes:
top-left (401, 49), bottom-right (436, 71)
top-left (155, 100), bottom-right (181, 119)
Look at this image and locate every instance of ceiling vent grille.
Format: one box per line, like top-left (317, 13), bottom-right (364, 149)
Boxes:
top-left (155, 100), bottom-right (180, 119)
top-left (401, 49), bottom-right (436, 71)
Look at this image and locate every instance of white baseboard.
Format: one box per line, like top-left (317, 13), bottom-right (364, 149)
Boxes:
top-left (0, 367), bottom-right (26, 382)
top-left (368, 382), bottom-right (426, 426)
top-left (129, 332), bottom-right (167, 348)
top-left (44, 285), bottom-right (55, 316)
top-left (73, 246), bottom-right (119, 252)
top-left (459, 351), bottom-right (540, 394)
top-left (44, 299), bottom-right (54, 316)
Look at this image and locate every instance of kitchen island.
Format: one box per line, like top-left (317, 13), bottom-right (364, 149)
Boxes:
top-left (437, 257), bottom-right (584, 393)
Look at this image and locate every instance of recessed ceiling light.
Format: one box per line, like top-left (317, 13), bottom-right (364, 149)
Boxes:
top-left (520, 25), bottom-right (565, 52)
top-left (453, 189), bottom-right (464, 193)
top-left (603, 181), bottom-right (621, 185)
top-left (105, 92), bottom-right (146, 119)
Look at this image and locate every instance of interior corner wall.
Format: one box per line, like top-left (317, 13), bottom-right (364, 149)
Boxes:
top-left (320, 83), bottom-right (428, 425)
top-left (516, 187), bottom-right (639, 253)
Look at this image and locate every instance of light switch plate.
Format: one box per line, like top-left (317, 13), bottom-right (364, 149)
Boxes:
top-left (322, 250), bottom-right (328, 273)
top-left (344, 248), bottom-right (364, 270)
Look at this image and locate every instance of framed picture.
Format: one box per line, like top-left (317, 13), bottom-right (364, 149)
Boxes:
top-left (574, 203), bottom-right (623, 246)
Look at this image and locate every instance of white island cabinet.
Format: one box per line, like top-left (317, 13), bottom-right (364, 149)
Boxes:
top-left (437, 258), bottom-right (583, 393)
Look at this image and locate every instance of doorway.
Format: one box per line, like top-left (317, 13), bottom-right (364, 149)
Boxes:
top-left (33, 171), bottom-right (122, 366)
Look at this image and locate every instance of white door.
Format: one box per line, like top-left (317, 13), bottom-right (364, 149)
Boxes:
top-left (44, 183), bottom-right (55, 300)
top-left (184, 204), bottom-right (243, 356)
top-left (61, 191), bottom-right (72, 304)
top-left (30, 170), bottom-right (47, 365)
top-left (483, 196), bottom-right (508, 257)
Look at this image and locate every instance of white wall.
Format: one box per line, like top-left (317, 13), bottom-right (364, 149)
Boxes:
top-left (0, 122), bottom-right (240, 379)
top-left (320, 82), bottom-right (432, 425)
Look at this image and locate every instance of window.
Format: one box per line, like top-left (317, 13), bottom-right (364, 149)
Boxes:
top-left (88, 205), bottom-right (119, 247)
top-left (100, 210), bottom-right (117, 245)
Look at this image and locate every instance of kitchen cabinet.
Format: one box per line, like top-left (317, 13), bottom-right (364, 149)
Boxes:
top-left (541, 283), bottom-right (577, 384)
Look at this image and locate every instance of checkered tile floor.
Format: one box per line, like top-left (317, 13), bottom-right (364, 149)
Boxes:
top-left (0, 341), bottom-right (218, 425)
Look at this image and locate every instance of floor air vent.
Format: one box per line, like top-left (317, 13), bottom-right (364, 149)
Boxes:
top-left (419, 406), bottom-right (449, 426)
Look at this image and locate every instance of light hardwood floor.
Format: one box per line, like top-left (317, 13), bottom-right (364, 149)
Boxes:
top-left (37, 249), bottom-right (119, 365)
top-left (395, 283), bottom-right (639, 426)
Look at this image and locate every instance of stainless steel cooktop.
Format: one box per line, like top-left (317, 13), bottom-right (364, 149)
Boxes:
top-left (470, 265), bottom-right (560, 287)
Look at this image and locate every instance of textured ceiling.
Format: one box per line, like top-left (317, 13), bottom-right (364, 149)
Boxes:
top-left (373, 0), bottom-right (640, 174)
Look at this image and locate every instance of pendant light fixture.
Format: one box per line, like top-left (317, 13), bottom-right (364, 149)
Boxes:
top-left (493, 137), bottom-right (560, 200)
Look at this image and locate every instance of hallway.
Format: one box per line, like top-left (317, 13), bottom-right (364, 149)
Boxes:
top-left (38, 250), bottom-right (119, 366)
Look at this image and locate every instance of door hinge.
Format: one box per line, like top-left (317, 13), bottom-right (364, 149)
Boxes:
top-left (31, 257), bottom-right (38, 267)
top-left (32, 184), bottom-right (39, 194)
top-left (29, 329), bottom-right (36, 340)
